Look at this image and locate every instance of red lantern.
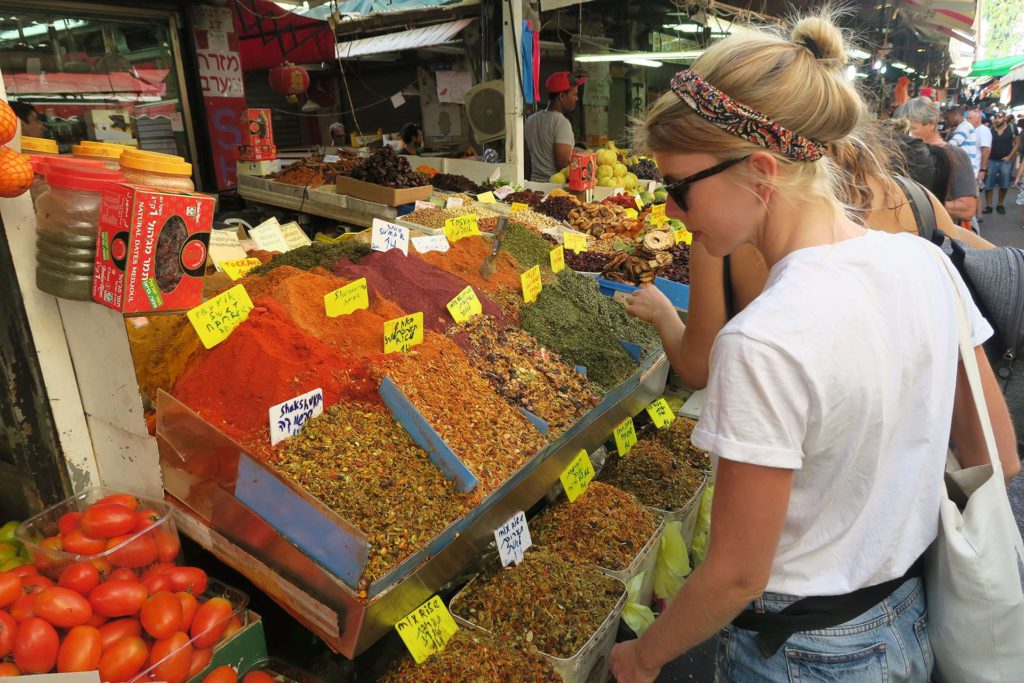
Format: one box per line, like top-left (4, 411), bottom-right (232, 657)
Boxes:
top-left (268, 62), bottom-right (310, 104)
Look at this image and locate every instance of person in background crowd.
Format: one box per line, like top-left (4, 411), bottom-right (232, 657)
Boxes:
top-left (982, 111), bottom-right (1019, 215)
top-left (11, 101), bottom-right (45, 137)
top-left (328, 122), bottom-right (346, 147)
top-left (970, 108), bottom-right (992, 191)
top-left (524, 71), bottom-right (586, 181)
top-left (946, 106), bottom-right (980, 177)
top-left (400, 122), bottom-right (423, 155)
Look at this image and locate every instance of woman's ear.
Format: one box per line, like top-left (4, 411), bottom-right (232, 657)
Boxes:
top-left (747, 151), bottom-right (778, 204)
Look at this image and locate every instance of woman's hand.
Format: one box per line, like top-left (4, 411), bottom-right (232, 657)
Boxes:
top-left (626, 285), bottom-right (674, 326)
top-left (610, 640), bottom-right (660, 683)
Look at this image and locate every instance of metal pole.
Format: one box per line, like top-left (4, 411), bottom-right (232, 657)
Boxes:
top-left (502, 0), bottom-right (525, 183)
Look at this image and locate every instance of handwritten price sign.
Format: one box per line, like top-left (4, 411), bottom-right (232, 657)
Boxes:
top-left (324, 278), bottom-right (369, 318)
top-left (510, 202), bottom-right (529, 214)
top-left (521, 265), bottom-right (542, 304)
top-left (371, 218), bottom-right (409, 256)
top-left (446, 286), bottom-right (482, 323)
top-left (650, 203), bottom-right (667, 226)
top-left (646, 397), bottom-right (676, 429)
top-left (614, 416), bottom-right (637, 456)
top-left (443, 214), bottom-right (480, 242)
top-left (494, 185), bottom-right (515, 200)
top-left (220, 257), bottom-right (262, 281)
top-left (495, 511), bottom-right (532, 567)
top-left (624, 208), bottom-right (639, 220)
top-left (269, 388), bottom-right (323, 446)
top-left (476, 191), bottom-right (496, 203)
top-left (560, 449), bottom-right (595, 502)
top-left (675, 227), bottom-right (693, 245)
top-left (445, 197), bottom-right (464, 210)
top-left (384, 312), bottom-right (424, 354)
top-left (564, 231), bottom-right (588, 253)
top-left (394, 595), bottom-right (459, 664)
top-left (187, 284), bottom-right (254, 349)
top-left (550, 245), bottom-right (565, 274)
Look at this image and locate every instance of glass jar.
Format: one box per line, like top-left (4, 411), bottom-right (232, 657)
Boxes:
top-left (119, 149), bottom-right (194, 193)
top-left (72, 141), bottom-right (127, 170)
top-left (35, 162), bottom-right (124, 300)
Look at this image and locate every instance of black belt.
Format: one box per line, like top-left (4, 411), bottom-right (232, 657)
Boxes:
top-left (731, 558), bottom-right (924, 657)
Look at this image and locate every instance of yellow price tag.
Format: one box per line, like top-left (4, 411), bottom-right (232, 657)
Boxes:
top-left (446, 285), bottom-right (482, 323)
top-left (675, 227), bottom-right (693, 245)
top-left (634, 195), bottom-right (643, 210)
top-left (384, 312), bottom-right (424, 354)
top-left (394, 595), bottom-right (459, 664)
top-left (219, 257), bottom-right (262, 281)
top-left (550, 245), bottom-right (565, 274)
top-left (476, 191), bottom-right (496, 203)
top-left (443, 215), bottom-right (480, 242)
top-left (324, 277), bottom-right (369, 318)
top-left (187, 284), bottom-right (254, 350)
top-left (564, 231), bottom-right (588, 254)
top-left (511, 202), bottom-right (529, 214)
top-left (560, 449), bottom-right (595, 502)
top-left (614, 417), bottom-right (637, 456)
top-left (521, 265), bottom-right (542, 304)
top-left (650, 204), bottom-right (667, 226)
top-left (646, 397), bottom-right (675, 429)
top-left (624, 208), bottom-right (639, 220)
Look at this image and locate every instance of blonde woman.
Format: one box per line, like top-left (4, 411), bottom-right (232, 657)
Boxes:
top-left (611, 13), bottom-right (1018, 683)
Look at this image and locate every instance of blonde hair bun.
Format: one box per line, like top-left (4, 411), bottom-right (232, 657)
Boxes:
top-left (791, 16), bottom-right (848, 68)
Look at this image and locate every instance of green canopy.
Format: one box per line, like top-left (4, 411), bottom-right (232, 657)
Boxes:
top-left (968, 54), bottom-right (1024, 78)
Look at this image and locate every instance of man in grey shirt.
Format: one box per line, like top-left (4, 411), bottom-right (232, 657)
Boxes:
top-left (525, 72), bottom-right (586, 182)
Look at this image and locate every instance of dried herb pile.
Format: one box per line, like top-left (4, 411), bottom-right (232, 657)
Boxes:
top-left (452, 315), bottom-right (599, 436)
top-left (602, 431), bottom-right (706, 511)
top-left (381, 630), bottom-right (560, 683)
top-left (451, 550), bottom-right (623, 658)
top-left (273, 403), bottom-right (471, 590)
top-left (531, 482), bottom-right (658, 571)
top-left (250, 240), bottom-right (370, 276)
top-left (501, 224), bottom-right (556, 271)
top-left (418, 235), bottom-right (524, 320)
top-left (654, 416), bottom-right (712, 473)
top-left (556, 271), bottom-right (662, 357)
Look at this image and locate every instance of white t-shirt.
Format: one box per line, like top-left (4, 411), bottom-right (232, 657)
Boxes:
top-left (692, 231), bottom-right (992, 597)
top-left (949, 120), bottom-right (981, 174)
top-left (976, 123), bottom-right (993, 152)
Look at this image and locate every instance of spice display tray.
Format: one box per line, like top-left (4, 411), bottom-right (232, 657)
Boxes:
top-left (449, 574), bottom-right (627, 683)
top-left (308, 185), bottom-right (348, 209)
top-left (648, 477), bottom-right (707, 547)
top-left (237, 174), bottom-right (274, 193)
top-left (336, 176), bottom-right (433, 207)
top-left (268, 180), bottom-right (310, 200)
top-left (598, 276), bottom-right (690, 312)
top-left (237, 183), bottom-right (394, 228)
top-left (596, 518), bottom-right (664, 608)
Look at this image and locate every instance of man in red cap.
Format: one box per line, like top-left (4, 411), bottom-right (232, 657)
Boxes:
top-left (525, 71), bottom-right (586, 181)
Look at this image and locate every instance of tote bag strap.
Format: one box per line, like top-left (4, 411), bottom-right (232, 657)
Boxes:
top-left (928, 248), bottom-right (1004, 479)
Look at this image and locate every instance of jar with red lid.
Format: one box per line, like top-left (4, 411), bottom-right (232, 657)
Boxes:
top-left (35, 160), bottom-right (124, 300)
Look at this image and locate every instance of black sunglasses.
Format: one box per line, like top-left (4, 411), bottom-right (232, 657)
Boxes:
top-left (663, 156), bottom-right (749, 211)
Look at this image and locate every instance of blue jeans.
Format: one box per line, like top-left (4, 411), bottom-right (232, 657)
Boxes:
top-left (985, 159), bottom-right (1012, 190)
top-left (715, 578), bottom-right (933, 682)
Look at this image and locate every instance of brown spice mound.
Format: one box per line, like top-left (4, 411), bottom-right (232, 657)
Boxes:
top-left (601, 431), bottom-right (705, 512)
top-left (381, 630), bottom-right (561, 682)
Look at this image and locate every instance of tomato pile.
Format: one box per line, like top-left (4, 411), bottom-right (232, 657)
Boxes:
top-left (201, 664), bottom-right (276, 683)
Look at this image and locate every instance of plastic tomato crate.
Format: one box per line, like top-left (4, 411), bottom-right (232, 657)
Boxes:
top-left (14, 486), bottom-right (182, 580)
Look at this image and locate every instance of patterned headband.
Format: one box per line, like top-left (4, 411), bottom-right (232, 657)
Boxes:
top-left (669, 70), bottom-right (826, 162)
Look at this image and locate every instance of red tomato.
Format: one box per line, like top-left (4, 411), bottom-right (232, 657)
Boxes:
top-left (20, 575), bottom-right (54, 594)
top-left (58, 511), bottom-right (84, 536)
top-left (0, 610), bottom-right (15, 657)
top-left (59, 562), bottom-right (100, 595)
top-left (143, 572), bottom-right (171, 594)
top-left (62, 530), bottom-right (107, 556)
top-left (57, 625), bottom-right (102, 672)
top-left (98, 635), bottom-right (148, 682)
top-left (140, 591), bottom-right (182, 640)
top-left (188, 646), bottom-right (214, 678)
top-left (81, 504), bottom-right (137, 539)
top-left (9, 594), bottom-right (35, 622)
top-left (134, 510), bottom-right (161, 532)
top-left (13, 617), bottom-right (59, 673)
top-left (154, 531), bottom-right (181, 563)
top-left (0, 662), bottom-right (19, 676)
top-left (201, 664), bottom-right (237, 683)
top-left (222, 614), bottom-right (244, 639)
top-left (98, 618), bottom-right (142, 651)
top-left (167, 567), bottom-right (207, 595)
top-left (140, 563), bottom-right (174, 581)
top-left (177, 592), bottom-right (198, 631)
top-left (106, 534), bottom-right (158, 569)
top-left (95, 494), bottom-right (140, 511)
top-left (37, 536), bottom-right (63, 571)
top-left (242, 672), bottom-right (276, 683)
top-left (150, 631), bottom-right (192, 683)
top-left (90, 558), bottom-right (113, 580)
top-left (108, 568), bottom-right (137, 583)
top-left (0, 573), bottom-right (21, 608)
top-left (190, 597), bottom-right (233, 649)
top-left (86, 612), bottom-right (108, 628)
top-left (34, 587), bottom-right (93, 628)
top-left (8, 565), bottom-right (37, 578)
top-left (88, 580), bottom-right (148, 618)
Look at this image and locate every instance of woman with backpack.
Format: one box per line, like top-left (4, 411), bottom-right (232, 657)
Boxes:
top-left (611, 11), bottom-right (1018, 683)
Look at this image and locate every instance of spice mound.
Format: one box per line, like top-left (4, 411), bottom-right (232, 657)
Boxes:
top-left (417, 235), bottom-right (523, 319)
top-left (451, 550), bottom-right (623, 659)
top-left (270, 154), bottom-right (360, 187)
top-left (654, 416), bottom-right (712, 473)
top-left (381, 630), bottom-right (560, 683)
top-left (556, 270), bottom-right (662, 358)
top-left (273, 403), bottom-right (471, 589)
top-left (602, 431), bottom-right (706, 511)
top-left (501, 223), bottom-right (558, 271)
top-left (251, 240), bottom-right (370, 276)
top-left (453, 315), bottom-right (599, 436)
top-left (531, 482), bottom-right (658, 571)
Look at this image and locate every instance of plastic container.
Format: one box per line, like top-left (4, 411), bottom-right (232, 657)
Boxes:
top-left (34, 161), bottom-right (124, 299)
top-left (22, 136), bottom-right (59, 155)
top-left (647, 478), bottom-right (707, 547)
top-left (15, 486), bottom-right (181, 580)
top-left (594, 518), bottom-right (664, 607)
top-left (131, 578), bottom-right (250, 683)
top-left (241, 657), bottom-right (323, 683)
top-left (72, 140), bottom-right (127, 170)
top-left (120, 148), bottom-right (194, 193)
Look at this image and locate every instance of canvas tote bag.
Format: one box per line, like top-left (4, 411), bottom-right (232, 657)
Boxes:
top-left (927, 249), bottom-right (1024, 683)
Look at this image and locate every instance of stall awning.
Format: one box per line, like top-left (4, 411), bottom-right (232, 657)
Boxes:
top-left (1001, 62), bottom-right (1024, 88)
top-left (235, 0), bottom-right (336, 71)
top-left (335, 17), bottom-right (473, 58)
top-left (969, 54), bottom-right (1024, 78)
top-left (2, 71), bottom-right (168, 97)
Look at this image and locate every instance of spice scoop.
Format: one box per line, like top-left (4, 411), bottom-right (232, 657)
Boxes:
top-left (480, 216), bottom-right (508, 281)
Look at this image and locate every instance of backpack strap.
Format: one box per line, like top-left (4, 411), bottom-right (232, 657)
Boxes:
top-left (893, 175), bottom-right (937, 243)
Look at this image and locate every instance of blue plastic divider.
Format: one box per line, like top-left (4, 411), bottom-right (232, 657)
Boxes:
top-left (618, 340), bottom-right (643, 361)
top-left (517, 407), bottom-right (550, 436)
top-left (597, 276), bottom-right (690, 311)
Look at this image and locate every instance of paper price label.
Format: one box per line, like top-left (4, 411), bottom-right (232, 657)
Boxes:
top-left (445, 197), bottom-right (464, 210)
top-left (395, 595), bottom-right (459, 664)
top-left (414, 200), bottom-right (436, 211)
top-left (624, 208), bottom-right (639, 220)
top-left (564, 231), bottom-right (588, 253)
top-left (476, 191), bottom-right (496, 203)
top-left (560, 449), bottom-right (595, 502)
top-left (384, 312), bottom-right (424, 354)
top-left (521, 265), bottom-right (542, 304)
top-left (249, 220), bottom-right (290, 254)
top-left (412, 234), bottom-right (450, 254)
top-left (446, 285), bottom-right (483, 323)
top-left (280, 221), bottom-right (312, 249)
top-left (489, 167), bottom-right (502, 183)
top-left (269, 388), bottom-right (323, 446)
top-left (650, 204), bottom-right (668, 227)
top-left (443, 214), bottom-right (480, 242)
top-left (635, 195), bottom-right (644, 210)
top-left (614, 417), bottom-right (638, 456)
top-left (325, 278), bottom-right (369, 317)
top-left (371, 218), bottom-right (410, 256)
top-left (675, 227), bottom-right (693, 245)
top-left (187, 284), bottom-right (254, 350)
top-left (646, 398), bottom-right (676, 429)
top-left (495, 511), bottom-right (532, 567)
top-left (220, 257), bottom-right (262, 281)
top-left (510, 202), bottom-right (529, 214)
top-left (494, 185), bottom-right (515, 200)
top-left (550, 245), bottom-right (565, 274)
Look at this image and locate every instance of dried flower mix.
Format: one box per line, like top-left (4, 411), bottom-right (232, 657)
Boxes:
top-left (380, 630), bottom-right (561, 683)
top-left (273, 403), bottom-right (471, 588)
top-left (451, 550), bottom-right (623, 658)
top-left (250, 240), bottom-right (370, 276)
top-left (654, 416), bottom-right (712, 473)
top-left (531, 482), bottom-right (657, 571)
top-left (601, 431), bottom-right (706, 512)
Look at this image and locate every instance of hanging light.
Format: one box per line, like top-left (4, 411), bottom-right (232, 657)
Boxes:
top-left (269, 62), bottom-right (310, 104)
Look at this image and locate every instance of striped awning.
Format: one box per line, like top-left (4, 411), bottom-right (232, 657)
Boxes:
top-left (335, 17), bottom-right (474, 58)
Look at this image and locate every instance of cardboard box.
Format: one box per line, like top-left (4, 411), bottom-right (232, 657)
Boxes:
top-left (236, 144), bottom-right (277, 161)
top-left (242, 108), bottom-right (274, 147)
top-left (336, 175), bottom-right (433, 207)
top-left (237, 159), bottom-right (280, 177)
top-left (93, 184), bottom-right (215, 314)
top-left (569, 150), bottom-right (598, 191)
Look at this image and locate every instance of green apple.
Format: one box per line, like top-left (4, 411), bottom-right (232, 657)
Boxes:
top-left (0, 557), bottom-right (26, 572)
top-left (0, 521), bottom-right (18, 543)
top-left (0, 542), bottom-right (17, 564)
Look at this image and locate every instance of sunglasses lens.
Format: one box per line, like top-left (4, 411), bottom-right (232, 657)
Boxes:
top-left (667, 186), bottom-right (688, 212)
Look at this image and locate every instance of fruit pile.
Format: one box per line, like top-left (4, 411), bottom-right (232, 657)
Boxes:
top-left (535, 194), bottom-right (579, 222)
top-left (350, 148), bottom-right (428, 189)
top-left (593, 147), bottom-right (640, 190)
top-left (627, 158), bottom-right (661, 181)
top-left (429, 173), bottom-right (481, 194)
top-left (0, 522), bottom-right (30, 573)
